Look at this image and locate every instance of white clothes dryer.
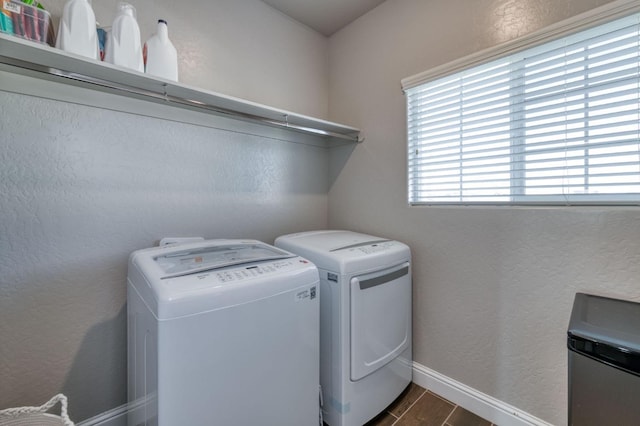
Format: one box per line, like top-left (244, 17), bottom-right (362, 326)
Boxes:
top-left (275, 230), bottom-right (412, 426)
top-left (127, 239), bottom-right (319, 426)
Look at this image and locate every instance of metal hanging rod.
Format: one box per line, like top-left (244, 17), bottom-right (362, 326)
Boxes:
top-left (0, 35), bottom-right (362, 143)
top-left (50, 67), bottom-right (360, 141)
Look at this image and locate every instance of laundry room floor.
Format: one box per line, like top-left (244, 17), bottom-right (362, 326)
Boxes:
top-left (365, 383), bottom-right (494, 426)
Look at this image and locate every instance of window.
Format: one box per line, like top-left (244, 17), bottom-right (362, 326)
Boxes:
top-left (404, 11), bottom-right (640, 205)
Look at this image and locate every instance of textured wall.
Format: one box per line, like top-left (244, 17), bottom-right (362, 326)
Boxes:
top-left (0, 0), bottom-right (331, 421)
top-left (0, 91), bottom-right (329, 421)
top-left (327, 0), bottom-right (640, 425)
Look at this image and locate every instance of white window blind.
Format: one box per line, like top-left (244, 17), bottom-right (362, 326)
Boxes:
top-left (406, 13), bottom-right (640, 205)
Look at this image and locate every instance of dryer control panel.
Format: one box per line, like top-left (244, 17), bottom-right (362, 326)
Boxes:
top-left (353, 241), bottom-right (396, 255)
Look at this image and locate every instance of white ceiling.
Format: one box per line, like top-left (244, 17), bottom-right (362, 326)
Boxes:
top-left (261, 0), bottom-right (386, 36)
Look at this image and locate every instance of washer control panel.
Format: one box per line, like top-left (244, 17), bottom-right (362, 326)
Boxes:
top-left (195, 259), bottom-right (310, 285)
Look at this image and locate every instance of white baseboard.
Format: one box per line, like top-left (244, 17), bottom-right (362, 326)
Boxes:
top-left (77, 364), bottom-right (551, 426)
top-left (412, 362), bottom-right (553, 426)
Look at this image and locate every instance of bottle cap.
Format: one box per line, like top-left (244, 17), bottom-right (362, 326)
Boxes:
top-left (117, 2), bottom-right (136, 19)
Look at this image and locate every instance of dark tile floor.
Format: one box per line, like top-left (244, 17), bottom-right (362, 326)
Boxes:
top-left (365, 383), bottom-right (494, 426)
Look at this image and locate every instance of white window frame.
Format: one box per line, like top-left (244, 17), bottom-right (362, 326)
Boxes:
top-left (402, 0), bottom-right (640, 206)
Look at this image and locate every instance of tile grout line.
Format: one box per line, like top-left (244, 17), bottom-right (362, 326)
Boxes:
top-left (426, 388), bottom-right (457, 426)
top-left (440, 404), bottom-right (457, 426)
top-left (428, 390), bottom-right (455, 406)
top-left (385, 409), bottom-right (400, 421)
top-left (390, 388), bottom-right (427, 426)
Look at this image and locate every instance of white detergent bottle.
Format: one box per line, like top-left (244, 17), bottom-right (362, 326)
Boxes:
top-left (144, 20), bottom-right (179, 82)
top-left (104, 2), bottom-right (143, 72)
top-left (56, 0), bottom-right (99, 59)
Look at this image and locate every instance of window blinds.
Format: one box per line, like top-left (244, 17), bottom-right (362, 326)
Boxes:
top-left (406, 13), bottom-right (640, 205)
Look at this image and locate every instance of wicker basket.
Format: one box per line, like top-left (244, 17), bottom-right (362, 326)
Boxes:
top-left (0, 395), bottom-right (73, 426)
top-left (0, 413), bottom-right (67, 426)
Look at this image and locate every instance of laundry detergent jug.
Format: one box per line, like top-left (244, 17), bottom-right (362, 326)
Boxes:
top-left (104, 2), bottom-right (143, 72)
top-left (56, 0), bottom-right (98, 59)
top-left (144, 19), bottom-right (178, 81)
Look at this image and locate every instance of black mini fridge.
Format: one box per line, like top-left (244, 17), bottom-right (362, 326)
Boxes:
top-left (567, 293), bottom-right (640, 425)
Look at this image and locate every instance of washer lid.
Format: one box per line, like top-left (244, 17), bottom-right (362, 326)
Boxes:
top-left (128, 240), bottom-right (318, 319)
top-left (154, 243), bottom-right (294, 279)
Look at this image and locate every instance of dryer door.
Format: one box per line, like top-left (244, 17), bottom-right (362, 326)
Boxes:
top-left (350, 262), bottom-right (411, 381)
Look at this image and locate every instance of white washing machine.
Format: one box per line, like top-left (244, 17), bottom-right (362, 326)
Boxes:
top-left (127, 239), bottom-right (319, 426)
top-left (275, 230), bottom-right (412, 426)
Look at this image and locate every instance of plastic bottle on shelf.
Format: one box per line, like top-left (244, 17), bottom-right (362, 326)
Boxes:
top-left (55, 0), bottom-right (98, 59)
top-left (0, 1), bottom-right (14, 35)
top-left (104, 2), bottom-right (143, 72)
top-left (96, 25), bottom-right (108, 60)
top-left (143, 19), bottom-right (178, 81)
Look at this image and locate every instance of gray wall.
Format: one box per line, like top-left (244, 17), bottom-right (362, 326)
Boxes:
top-left (327, 0), bottom-right (640, 425)
top-left (0, 0), bottom-right (331, 421)
top-left (4, 0), bottom-right (640, 424)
